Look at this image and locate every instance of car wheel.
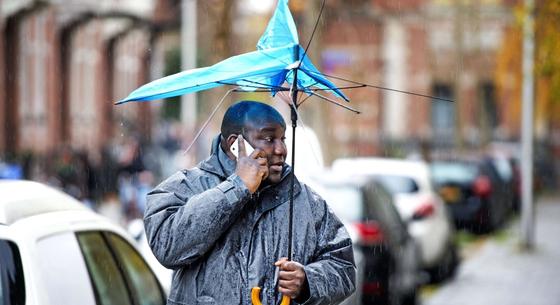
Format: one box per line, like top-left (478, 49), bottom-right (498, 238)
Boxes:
top-left (401, 290), bottom-right (418, 305)
top-left (430, 244), bottom-right (459, 283)
top-left (475, 201), bottom-right (496, 234)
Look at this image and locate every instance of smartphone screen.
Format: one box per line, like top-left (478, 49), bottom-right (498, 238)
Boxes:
top-left (231, 138), bottom-right (255, 158)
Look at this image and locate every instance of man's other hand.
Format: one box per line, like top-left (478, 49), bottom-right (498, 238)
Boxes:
top-left (275, 257), bottom-right (308, 300)
top-left (235, 136), bottom-right (268, 194)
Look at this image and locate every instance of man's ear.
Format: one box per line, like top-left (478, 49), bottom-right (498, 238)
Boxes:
top-left (226, 134), bottom-right (238, 149)
top-left (221, 134), bottom-right (238, 160)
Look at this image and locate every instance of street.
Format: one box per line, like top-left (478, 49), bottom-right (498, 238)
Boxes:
top-left (422, 195), bottom-right (560, 305)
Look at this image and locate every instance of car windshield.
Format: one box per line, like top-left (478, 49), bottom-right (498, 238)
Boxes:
top-left (320, 186), bottom-right (363, 222)
top-left (373, 175), bottom-right (419, 194)
top-left (431, 162), bottom-right (479, 185)
top-left (0, 239), bottom-right (25, 305)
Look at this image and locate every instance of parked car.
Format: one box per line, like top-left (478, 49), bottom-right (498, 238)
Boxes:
top-left (307, 172), bottom-right (421, 305)
top-left (430, 158), bottom-right (511, 233)
top-left (127, 218), bottom-right (174, 294)
top-left (486, 149), bottom-right (522, 211)
top-left (332, 158), bottom-right (458, 282)
top-left (0, 180), bottom-right (166, 305)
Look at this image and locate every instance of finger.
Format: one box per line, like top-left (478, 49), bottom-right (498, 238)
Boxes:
top-left (260, 166), bottom-right (269, 180)
top-left (250, 148), bottom-right (266, 159)
top-left (237, 135), bottom-right (247, 157)
top-left (278, 279), bottom-right (298, 290)
top-left (279, 261), bottom-right (300, 271)
top-left (277, 286), bottom-right (297, 299)
top-left (278, 270), bottom-right (297, 281)
top-left (257, 157), bottom-right (268, 166)
top-left (274, 257), bottom-right (289, 267)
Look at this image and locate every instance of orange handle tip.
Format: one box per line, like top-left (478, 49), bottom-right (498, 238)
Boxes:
top-left (251, 287), bottom-right (291, 305)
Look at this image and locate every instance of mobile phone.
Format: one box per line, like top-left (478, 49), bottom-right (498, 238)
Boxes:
top-left (231, 137), bottom-right (255, 158)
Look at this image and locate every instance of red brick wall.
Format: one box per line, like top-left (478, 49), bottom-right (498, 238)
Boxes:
top-left (406, 23), bottom-right (431, 138)
top-left (322, 18), bottom-right (384, 159)
top-left (372, 0), bottom-right (425, 11)
top-left (17, 10), bottom-right (57, 154)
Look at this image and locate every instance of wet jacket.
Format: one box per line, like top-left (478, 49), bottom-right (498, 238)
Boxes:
top-left (144, 136), bottom-right (356, 305)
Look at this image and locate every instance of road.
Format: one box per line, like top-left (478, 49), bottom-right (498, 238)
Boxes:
top-left (422, 195), bottom-right (560, 305)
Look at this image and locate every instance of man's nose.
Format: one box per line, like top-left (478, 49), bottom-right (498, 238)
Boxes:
top-left (273, 140), bottom-right (286, 155)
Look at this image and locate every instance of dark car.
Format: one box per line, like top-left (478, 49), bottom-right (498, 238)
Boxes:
top-left (430, 159), bottom-right (512, 233)
top-left (308, 173), bottom-right (421, 305)
top-left (486, 154), bottom-right (517, 212)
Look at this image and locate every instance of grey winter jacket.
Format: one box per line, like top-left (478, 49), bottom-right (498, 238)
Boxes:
top-left (144, 136), bottom-right (356, 305)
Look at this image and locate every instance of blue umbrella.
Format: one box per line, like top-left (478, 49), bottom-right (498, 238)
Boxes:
top-left (116, 0), bottom-right (348, 105)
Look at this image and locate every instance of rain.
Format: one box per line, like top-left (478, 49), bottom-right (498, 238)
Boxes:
top-left (1, 0), bottom-right (559, 305)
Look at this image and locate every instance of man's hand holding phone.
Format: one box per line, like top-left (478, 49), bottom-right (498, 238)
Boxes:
top-left (234, 135), bottom-right (268, 194)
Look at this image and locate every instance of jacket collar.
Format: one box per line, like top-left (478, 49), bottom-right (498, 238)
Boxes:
top-left (198, 135), bottom-right (235, 179)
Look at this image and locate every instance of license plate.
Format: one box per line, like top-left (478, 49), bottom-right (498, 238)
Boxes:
top-left (439, 186), bottom-right (461, 203)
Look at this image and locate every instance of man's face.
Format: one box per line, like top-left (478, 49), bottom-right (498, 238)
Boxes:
top-left (244, 120), bottom-right (287, 185)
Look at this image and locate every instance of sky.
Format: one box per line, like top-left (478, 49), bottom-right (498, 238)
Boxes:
top-left (245, 0), bottom-right (275, 13)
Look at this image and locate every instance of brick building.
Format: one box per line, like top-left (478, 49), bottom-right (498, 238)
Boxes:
top-left (316, 0), bottom-right (523, 161)
top-left (1, 0), bottom-right (546, 169)
top-left (0, 0), bottom-right (179, 164)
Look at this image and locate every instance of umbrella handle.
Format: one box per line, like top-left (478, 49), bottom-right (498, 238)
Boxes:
top-left (251, 287), bottom-right (290, 305)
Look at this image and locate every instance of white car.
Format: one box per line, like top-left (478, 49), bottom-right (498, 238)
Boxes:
top-left (0, 180), bottom-right (166, 305)
top-left (332, 158), bottom-right (458, 282)
top-left (127, 218), bottom-right (174, 294)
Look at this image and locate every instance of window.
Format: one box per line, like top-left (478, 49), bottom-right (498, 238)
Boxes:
top-left (0, 240), bottom-right (25, 305)
top-left (374, 175), bottom-right (419, 194)
top-left (431, 162), bottom-right (479, 185)
top-left (106, 233), bottom-right (164, 305)
top-left (36, 232), bottom-right (96, 305)
top-left (320, 185), bottom-right (364, 222)
top-left (431, 84), bottom-right (455, 143)
top-left (480, 82), bottom-right (498, 130)
top-left (367, 184), bottom-right (408, 243)
top-left (77, 232), bottom-right (132, 305)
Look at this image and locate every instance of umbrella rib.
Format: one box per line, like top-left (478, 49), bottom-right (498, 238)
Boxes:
top-left (300, 68), bottom-right (455, 103)
top-left (297, 0), bottom-right (327, 69)
top-left (308, 91), bottom-right (361, 114)
top-left (216, 80), bottom-right (290, 91)
top-left (239, 78), bottom-right (290, 91)
top-left (183, 88), bottom-right (237, 155)
top-left (297, 93), bottom-right (314, 107)
top-left (307, 85), bottom-right (367, 91)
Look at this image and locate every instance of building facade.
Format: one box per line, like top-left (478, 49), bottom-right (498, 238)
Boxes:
top-left (318, 0), bottom-right (524, 161)
top-left (1, 0), bottom-right (179, 165)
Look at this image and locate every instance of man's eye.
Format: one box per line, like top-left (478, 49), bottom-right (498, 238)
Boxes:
top-left (265, 138), bottom-right (273, 142)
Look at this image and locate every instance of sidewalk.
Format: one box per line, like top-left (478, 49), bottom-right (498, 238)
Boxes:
top-left (424, 196), bottom-right (560, 305)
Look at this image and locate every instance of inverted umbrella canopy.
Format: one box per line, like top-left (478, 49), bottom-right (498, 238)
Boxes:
top-left (116, 0), bottom-right (348, 105)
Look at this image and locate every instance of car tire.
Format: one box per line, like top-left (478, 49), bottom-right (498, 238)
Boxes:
top-left (401, 290), bottom-right (418, 305)
top-left (430, 244), bottom-right (459, 283)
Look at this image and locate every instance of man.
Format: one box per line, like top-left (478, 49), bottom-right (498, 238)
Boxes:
top-left (144, 101), bottom-right (355, 305)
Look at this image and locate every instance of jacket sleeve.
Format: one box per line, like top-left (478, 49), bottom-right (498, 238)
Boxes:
top-left (143, 170), bottom-right (250, 269)
top-left (300, 189), bottom-right (357, 305)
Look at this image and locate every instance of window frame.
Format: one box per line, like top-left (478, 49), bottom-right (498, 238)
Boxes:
top-left (0, 239), bottom-right (25, 305)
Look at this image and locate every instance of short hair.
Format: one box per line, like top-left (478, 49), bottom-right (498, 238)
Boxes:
top-left (221, 101), bottom-right (285, 138)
